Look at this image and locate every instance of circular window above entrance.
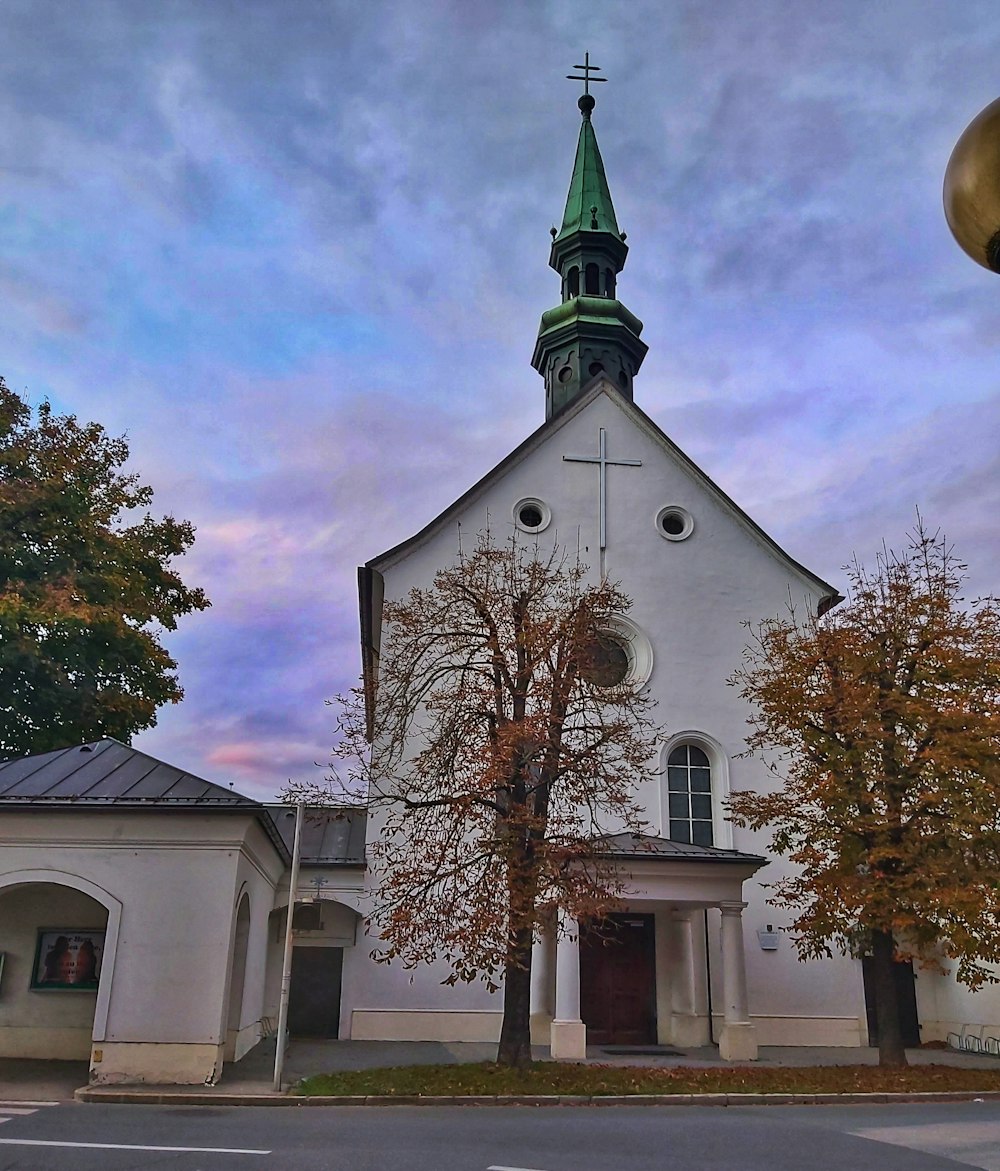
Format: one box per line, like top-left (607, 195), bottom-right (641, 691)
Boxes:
top-left (580, 616), bottom-right (653, 688)
top-left (580, 631), bottom-right (630, 687)
top-left (513, 497), bottom-right (551, 534)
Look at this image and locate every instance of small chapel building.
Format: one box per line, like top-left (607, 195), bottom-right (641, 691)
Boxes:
top-left (1, 84), bottom-right (997, 1084)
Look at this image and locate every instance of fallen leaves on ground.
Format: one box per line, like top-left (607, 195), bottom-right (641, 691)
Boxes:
top-left (295, 1061), bottom-right (1000, 1097)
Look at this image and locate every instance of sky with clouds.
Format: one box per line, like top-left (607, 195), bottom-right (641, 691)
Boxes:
top-left (2, 0), bottom-right (999, 798)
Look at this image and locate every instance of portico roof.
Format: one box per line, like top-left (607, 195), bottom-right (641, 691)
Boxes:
top-left (594, 832), bottom-right (767, 867)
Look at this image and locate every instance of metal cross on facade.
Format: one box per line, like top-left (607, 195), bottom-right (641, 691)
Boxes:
top-left (563, 427), bottom-right (641, 551)
top-left (566, 52), bottom-right (607, 95)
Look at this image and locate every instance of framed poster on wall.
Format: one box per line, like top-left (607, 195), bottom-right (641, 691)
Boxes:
top-left (30, 930), bottom-right (104, 990)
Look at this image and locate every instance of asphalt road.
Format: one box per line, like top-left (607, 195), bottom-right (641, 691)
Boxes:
top-left (2, 1099), bottom-right (1000, 1170)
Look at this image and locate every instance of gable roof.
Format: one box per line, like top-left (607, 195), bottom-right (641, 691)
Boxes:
top-left (357, 378), bottom-right (841, 737)
top-left (364, 376), bottom-right (841, 607)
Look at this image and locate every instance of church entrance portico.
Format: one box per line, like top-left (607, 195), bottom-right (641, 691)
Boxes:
top-left (533, 836), bottom-right (766, 1060)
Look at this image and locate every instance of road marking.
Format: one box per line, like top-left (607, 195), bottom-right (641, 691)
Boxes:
top-left (852, 1122), bottom-right (1000, 1171)
top-left (0, 1105), bottom-right (43, 1125)
top-left (487, 1166), bottom-right (550, 1171)
top-left (0, 1139), bottom-right (271, 1154)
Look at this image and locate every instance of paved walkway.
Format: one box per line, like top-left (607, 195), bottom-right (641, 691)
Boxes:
top-left (0, 1057), bottom-right (90, 1101)
top-left (3, 1040), bottom-right (999, 1103)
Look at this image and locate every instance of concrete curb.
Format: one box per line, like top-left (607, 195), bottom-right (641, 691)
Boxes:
top-left (75, 1087), bottom-right (1000, 1108)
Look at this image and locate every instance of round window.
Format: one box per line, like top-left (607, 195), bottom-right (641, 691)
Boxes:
top-left (655, 505), bottom-right (694, 542)
top-left (557, 365), bottom-right (573, 383)
top-left (580, 632), bottom-right (630, 687)
top-left (513, 497), bottom-right (551, 533)
top-left (578, 616), bottom-right (654, 689)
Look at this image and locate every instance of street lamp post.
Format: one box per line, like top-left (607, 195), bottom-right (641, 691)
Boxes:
top-left (272, 801), bottom-right (305, 1092)
top-left (944, 97), bottom-right (1000, 272)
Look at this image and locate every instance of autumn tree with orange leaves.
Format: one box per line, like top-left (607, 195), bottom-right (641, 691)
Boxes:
top-left (729, 523), bottom-right (1000, 1067)
top-left (310, 532), bottom-right (663, 1067)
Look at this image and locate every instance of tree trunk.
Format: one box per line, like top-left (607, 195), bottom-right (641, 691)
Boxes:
top-left (871, 928), bottom-right (908, 1067)
top-left (497, 929), bottom-right (533, 1068)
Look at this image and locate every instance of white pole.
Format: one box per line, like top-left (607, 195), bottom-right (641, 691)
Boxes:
top-left (273, 800), bottom-right (305, 1092)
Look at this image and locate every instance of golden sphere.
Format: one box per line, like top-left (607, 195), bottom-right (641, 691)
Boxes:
top-left (944, 97), bottom-right (1000, 272)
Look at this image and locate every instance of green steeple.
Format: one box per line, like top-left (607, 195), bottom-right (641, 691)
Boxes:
top-left (532, 89), bottom-right (647, 419)
top-left (555, 98), bottom-right (621, 242)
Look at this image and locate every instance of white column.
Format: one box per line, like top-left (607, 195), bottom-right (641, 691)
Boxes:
top-left (529, 922), bottom-right (554, 1045)
top-left (669, 910), bottom-right (710, 1046)
top-left (549, 910), bottom-right (587, 1059)
top-left (718, 901), bottom-right (757, 1061)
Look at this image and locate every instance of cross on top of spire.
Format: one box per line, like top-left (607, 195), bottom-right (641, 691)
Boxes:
top-left (566, 52), bottom-right (606, 97)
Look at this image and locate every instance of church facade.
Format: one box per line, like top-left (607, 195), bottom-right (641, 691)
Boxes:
top-left (351, 88), bottom-right (849, 1062)
top-left (2, 88), bottom-right (997, 1083)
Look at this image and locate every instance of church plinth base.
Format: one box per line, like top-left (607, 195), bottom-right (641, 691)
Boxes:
top-left (549, 1019), bottom-right (587, 1060)
top-left (530, 1013), bottom-right (553, 1046)
top-left (670, 1012), bottom-right (710, 1047)
top-left (719, 1022), bottom-right (757, 1062)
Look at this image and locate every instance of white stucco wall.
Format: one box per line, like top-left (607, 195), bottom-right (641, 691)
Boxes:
top-left (913, 962), bottom-right (1000, 1047)
top-left (0, 808), bottom-right (285, 1081)
top-left (229, 818), bottom-right (287, 1060)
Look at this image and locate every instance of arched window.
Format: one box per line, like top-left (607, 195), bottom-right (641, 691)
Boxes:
top-left (604, 268), bottom-right (616, 297)
top-left (584, 263), bottom-right (600, 295)
top-left (667, 744), bottom-right (713, 845)
top-left (567, 267), bottom-right (580, 298)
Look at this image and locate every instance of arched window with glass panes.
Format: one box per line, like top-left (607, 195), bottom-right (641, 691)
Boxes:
top-left (666, 744), bottom-right (714, 846)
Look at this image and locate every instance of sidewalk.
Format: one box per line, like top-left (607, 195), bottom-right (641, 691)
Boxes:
top-left (4, 1040), bottom-right (999, 1106)
top-left (0, 1057), bottom-right (90, 1102)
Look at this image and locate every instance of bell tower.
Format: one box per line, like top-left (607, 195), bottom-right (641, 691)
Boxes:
top-left (531, 57), bottom-right (648, 419)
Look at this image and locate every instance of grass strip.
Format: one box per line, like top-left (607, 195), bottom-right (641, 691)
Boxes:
top-left (295, 1061), bottom-right (1000, 1098)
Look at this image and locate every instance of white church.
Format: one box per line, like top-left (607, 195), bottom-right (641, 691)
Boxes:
top-left (1, 83), bottom-right (996, 1085)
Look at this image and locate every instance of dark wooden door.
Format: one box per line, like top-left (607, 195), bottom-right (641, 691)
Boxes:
top-left (288, 946), bottom-right (343, 1038)
top-left (580, 914), bottom-right (656, 1045)
top-left (862, 956), bottom-right (920, 1048)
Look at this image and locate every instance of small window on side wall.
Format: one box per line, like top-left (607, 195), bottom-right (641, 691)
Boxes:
top-left (667, 744), bottom-right (713, 846)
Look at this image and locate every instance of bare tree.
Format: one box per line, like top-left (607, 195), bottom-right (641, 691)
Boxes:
top-left (295, 530), bottom-right (663, 1067)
